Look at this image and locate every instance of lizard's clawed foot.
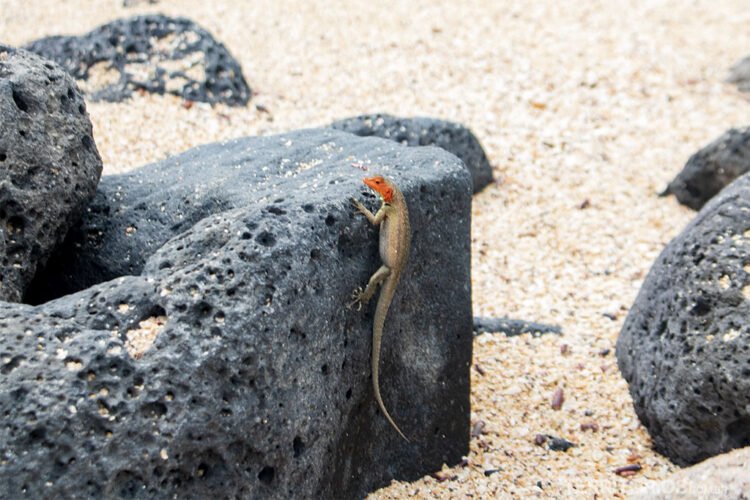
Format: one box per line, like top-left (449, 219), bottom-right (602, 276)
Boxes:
top-left (348, 286), bottom-right (366, 310)
top-left (351, 198), bottom-right (366, 214)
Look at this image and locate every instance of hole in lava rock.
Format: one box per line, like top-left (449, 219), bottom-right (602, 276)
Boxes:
top-left (258, 466), bottom-right (274, 485)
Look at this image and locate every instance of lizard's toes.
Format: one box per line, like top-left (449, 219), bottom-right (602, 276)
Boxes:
top-left (351, 198), bottom-right (367, 214)
top-left (348, 287), bottom-right (365, 310)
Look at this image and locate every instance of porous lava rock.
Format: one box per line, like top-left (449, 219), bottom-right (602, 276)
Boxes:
top-left (24, 15), bottom-right (251, 106)
top-left (618, 172), bottom-right (750, 465)
top-left (662, 127), bottom-right (750, 210)
top-left (0, 44), bottom-right (102, 302)
top-left (2, 128), bottom-right (472, 498)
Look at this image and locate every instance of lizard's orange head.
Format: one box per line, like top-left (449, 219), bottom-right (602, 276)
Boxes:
top-left (363, 176), bottom-right (394, 203)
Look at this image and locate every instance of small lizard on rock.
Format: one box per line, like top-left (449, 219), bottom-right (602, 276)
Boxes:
top-left (350, 175), bottom-right (411, 441)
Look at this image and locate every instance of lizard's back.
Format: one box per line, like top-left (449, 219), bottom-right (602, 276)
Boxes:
top-left (379, 194), bottom-right (411, 272)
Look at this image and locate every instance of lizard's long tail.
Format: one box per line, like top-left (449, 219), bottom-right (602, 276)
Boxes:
top-left (372, 273), bottom-right (410, 442)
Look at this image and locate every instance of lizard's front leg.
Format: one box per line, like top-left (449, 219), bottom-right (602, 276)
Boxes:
top-left (351, 198), bottom-right (385, 225)
top-left (349, 265), bottom-right (390, 309)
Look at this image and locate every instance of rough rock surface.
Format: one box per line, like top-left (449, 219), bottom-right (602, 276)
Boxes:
top-left (2, 128), bottom-right (473, 499)
top-left (631, 447), bottom-right (750, 499)
top-left (0, 45), bottom-right (102, 302)
top-left (24, 15), bottom-right (251, 106)
top-left (472, 316), bottom-right (561, 337)
top-left (617, 173), bottom-right (750, 465)
top-left (727, 55), bottom-right (750, 93)
top-left (662, 127), bottom-right (750, 210)
top-left (330, 113), bottom-right (493, 193)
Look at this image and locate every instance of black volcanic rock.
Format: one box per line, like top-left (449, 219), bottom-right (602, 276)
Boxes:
top-left (618, 172), bottom-right (750, 465)
top-left (472, 316), bottom-right (562, 337)
top-left (2, 128), bottom-right (472, 499)
top-left (662, 127), bottom-right (750, 210)
top-left (0, 45), bottom-right (102, 302)
top-left (24, 14), bottom-right (251, 106)
top-left (330, 113), bottom-right (493, 193)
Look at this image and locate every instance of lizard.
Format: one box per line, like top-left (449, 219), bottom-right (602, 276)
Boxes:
top-left (350, 175), bottom-right (411, 442)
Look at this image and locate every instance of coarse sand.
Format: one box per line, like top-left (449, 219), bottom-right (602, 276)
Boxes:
top-left (3, 0), bottom-right (750, 497)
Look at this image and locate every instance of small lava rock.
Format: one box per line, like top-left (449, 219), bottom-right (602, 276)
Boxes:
top-left (24, 14), bottom-right (251, 105)
top-left (662, 127), bottom-right (750, 210)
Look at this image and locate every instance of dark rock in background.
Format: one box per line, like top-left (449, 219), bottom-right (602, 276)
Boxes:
top-left (472, 316), bottom-right (562, 337)
top-left (617, 172), bottom-right (750, 465)
top-left (24, 14), bottom-right (251, 106)
top-left (727, 55), bottom-right (750, 93)
top-left (2, 128), bottom-right (473, 499)
top-left (661, 127), bottom-right (750, 210)
top-left (330, 113), bottom-right (493, 193)
top-left (0, 45), bottom-right (102, 302)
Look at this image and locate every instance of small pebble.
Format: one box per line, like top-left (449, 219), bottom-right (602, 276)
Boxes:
top-left (533, 434), bottom-right (547, 446)
top-left (613, 464), bottom-right (642, 476)
top-left (551, 387), bottom-right (565, 410)
top-left (580, 421), bottom-right (600, 432)
top-left (548, 437), bottom-right (576, 452)
top-left (471, 420), bottom-right (486, 438)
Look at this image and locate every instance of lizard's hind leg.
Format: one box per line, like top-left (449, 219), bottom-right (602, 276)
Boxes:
top-left (349, 265), bottom-right (390, 309)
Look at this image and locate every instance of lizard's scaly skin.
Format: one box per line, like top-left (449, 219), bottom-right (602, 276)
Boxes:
top-left (351, 175), bottom-right (411, 441)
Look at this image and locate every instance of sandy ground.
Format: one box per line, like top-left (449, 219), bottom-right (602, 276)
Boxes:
top-left (3, 0), bottom-right (750, 497)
